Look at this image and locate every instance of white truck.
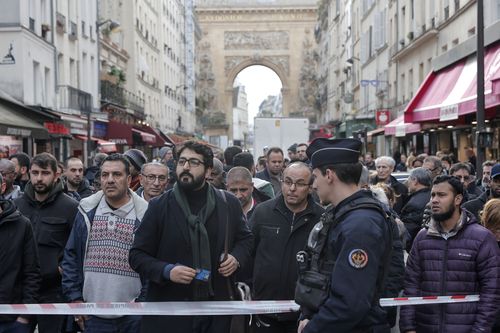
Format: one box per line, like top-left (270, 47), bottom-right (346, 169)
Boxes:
top-left (253, 117), bottom-right (310, 159)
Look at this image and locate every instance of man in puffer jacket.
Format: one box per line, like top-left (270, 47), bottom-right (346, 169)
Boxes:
top-left (400, 175), bottom-right (500, 333)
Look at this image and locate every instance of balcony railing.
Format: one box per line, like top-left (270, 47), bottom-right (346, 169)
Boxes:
top-left (58, 85), bottom-right (92, 114)
top-left (124, 90), bottom-right (145, 118)
top-left (101, 80), bottom-right (125, 106)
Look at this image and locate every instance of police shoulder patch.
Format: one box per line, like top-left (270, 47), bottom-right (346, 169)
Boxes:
top-left (348, 249), bottom-right (368, 269)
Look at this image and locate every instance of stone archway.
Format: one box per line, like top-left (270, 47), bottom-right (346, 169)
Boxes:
top-left (195, 3), bottom-right (318, 143)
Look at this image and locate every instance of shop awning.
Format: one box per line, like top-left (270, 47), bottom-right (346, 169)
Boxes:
top-left (367, 127), bottom-right (385, 137)
top-left (132, 128), bottom-right (156, 145)
top-left (74, 135), bottom-right (117, 153)
top-left (106, 121), bottom-right (133, 145)
top-left (405, 41), bottom-right (500, 123)
top-left (139, 126), bottom-right (168, 147)
top-left (0, 101), bottom-right (49, 139)
top-left (385, 115), bottom-right (421, 137)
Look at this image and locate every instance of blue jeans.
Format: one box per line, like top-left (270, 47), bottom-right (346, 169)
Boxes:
top-left (0, 321), bottom-right (30, 333)
top-left (85, 316), bottom-right (141, 333)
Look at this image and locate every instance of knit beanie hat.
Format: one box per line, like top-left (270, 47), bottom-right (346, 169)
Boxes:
top-left (124, 149), bottom-right (147, 171)
top-left (159, 146), bottom-right (172, 160)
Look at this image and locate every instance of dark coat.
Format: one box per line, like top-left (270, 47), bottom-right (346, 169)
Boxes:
top-left (14, 180), bottom-right (79, 293)
top-left (399, 210), bottom-right (500, 333)
top-left (250, 195), bottom-right (324, 313)
top-left (462, 190), bottom-right (489, 221)
top-left (255, 168), bottom-right (282, 196)
top-left (303, 191), bottom-right (393, 333)
top-left (400, 187), bottom-right (431, 245)
top-left (129, 187), bottom-right (253, 333)
top-left (0, 200), bottom-right (41, 322)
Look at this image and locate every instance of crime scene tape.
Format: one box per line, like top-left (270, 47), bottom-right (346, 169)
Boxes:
top-left (379, 295), bottom-right (480, 307)
top-left (0, 296), bottom-right (480, 316)
top-left (0, 301), bottom-right (300, 316)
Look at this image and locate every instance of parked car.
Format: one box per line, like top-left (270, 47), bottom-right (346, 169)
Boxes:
top-left (392, 172), bottom-right (410, 184)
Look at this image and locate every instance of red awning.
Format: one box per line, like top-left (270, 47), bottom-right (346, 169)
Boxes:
top-left (139, 126), bottom-right (168, 147)
top-left (132, 128), bottom-right (156, 145)
top-left (106, 121), bottom-right (133, 145)
top-left (74, 135), bottom-right (117, 153)
top-left (385, 115), bottom-right (421, 136)
top-left (405, 42), bottom-right (500, 123)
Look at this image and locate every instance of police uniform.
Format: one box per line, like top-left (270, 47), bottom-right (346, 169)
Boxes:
top-left (295, 138), bottom-right (392, 333)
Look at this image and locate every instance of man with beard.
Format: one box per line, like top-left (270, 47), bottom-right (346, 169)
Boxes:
top-left (296, 143), bottom-right (310, 164)
top-left (463, 163), bottom-right (500, 220)
top-left (14, 152), bottom-right (79, 333)
top-left (129, 141), bottom-right (253, 333)
top-left (0, 172), bottom-right (41, 333)
top-left (63, 157), bottom-right (93, 200)
top-left (62, 154), bottom-right (148, 332)
top-left (0, 159), bottom-right (22, 200)
top-left (256, 147), bottom-right (284, 196)
top-left (251, 162), bottom-right (324, 333)
top-left (400, 175), bottom-right (500, 333)
top-left (9, 152), bottom-right (31, 192)
top-left (137, 162), bottom-right (169, 202)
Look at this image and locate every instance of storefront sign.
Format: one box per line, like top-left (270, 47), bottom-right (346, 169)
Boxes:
top-left (375, 110), bottom-right (390, 126)
top-left (109, 138), bottom-right (128, 144)
top-left (44, 122), bottom-right (70, 135)
top-left (439, 104), bottom-right (458, 121)
top-left (395, 124), bottom-right (406, 137)
top-left (93, 122), bottom-right (107, 138)
top-left (6, 127), bottom-right (31, 137)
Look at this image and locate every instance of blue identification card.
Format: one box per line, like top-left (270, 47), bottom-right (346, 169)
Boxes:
top-left (195, 269), bottom-right (211, 282)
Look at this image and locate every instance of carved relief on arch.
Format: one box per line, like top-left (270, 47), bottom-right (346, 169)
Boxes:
top-left (224, 31), bottom-right (289, 50)
top-left (224, 55), bottom-right (289, 76)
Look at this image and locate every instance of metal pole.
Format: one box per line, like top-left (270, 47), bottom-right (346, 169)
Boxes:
top-left (476, 0), bottom-right (485, 176)
top-left (87, 110), bottom-right (92, 167)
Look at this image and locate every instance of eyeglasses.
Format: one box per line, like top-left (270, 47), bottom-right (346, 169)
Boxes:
top-left (142, 174), bottom-right (168, 183)
top-left (177, 158), bottom-right (204, 168)
top-left (454, 175), bottom-right (470, 181)
top-left (281, 179), bottom-right (310, 189)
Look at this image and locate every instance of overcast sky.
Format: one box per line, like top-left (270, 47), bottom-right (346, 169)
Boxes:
top-left (234, 65), bottom-right (282, 124)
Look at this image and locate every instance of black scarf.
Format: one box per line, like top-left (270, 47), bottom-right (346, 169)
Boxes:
top-left (173, 182), bottom-right (216, 300)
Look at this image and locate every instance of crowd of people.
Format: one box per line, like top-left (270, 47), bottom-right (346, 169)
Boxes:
top-left (0, 140), bottom-right (499, 333)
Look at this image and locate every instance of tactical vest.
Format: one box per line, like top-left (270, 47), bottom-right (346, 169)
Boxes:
top-left (295, 196), bottom-right (393, 313)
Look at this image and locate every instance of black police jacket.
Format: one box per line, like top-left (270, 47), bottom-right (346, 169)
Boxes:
top-left (302, 190), bottom-right (392, 333)
top-left (250, 195), bottom-right (324, 305)
top-left (0, 199), bottom-right (41, 322)
top-left (14, 180), bottom-right (79, 292)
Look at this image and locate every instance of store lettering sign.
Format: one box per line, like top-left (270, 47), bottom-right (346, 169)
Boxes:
top-left (109, 138), bottom-right (128, 144)
top-left (395, 124), bottom-right (406, 137)
top-left (7, 127), bottom-right (31, 136)
top-left (440, 104), bottom-right (458, 121)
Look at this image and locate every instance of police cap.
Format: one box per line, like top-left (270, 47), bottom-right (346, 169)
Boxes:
top-left (306, 138), bottom-right (361, 169)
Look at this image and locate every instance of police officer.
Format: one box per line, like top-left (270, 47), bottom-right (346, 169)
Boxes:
top-left (295, 138), bottom-right (393, 333)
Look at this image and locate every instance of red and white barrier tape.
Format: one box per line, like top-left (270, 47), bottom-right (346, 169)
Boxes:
top-left (0, 301), bottom-right (299, 316)
top-left (379, 295), bottom-right (480, 307)
top-left (0, 295), bottom-right (480, 316)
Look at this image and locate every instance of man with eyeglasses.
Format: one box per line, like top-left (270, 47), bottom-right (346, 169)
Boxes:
top-left (423, 156), bottom-right (444, 181)
top-left (0, 159), bottom-right (22, 200)
top-left (250, 162), bottom-right (324, 332)
top-left (463, 163), bottom-right (500, 220)
top-left (449, 162), bottom-right (482, 201)
top-left (137, 162), bottom-right (169, 202)
top-left (129, 141), bottom-right (253, 333)
top-left (62, 154), bottom-right (148, 332)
